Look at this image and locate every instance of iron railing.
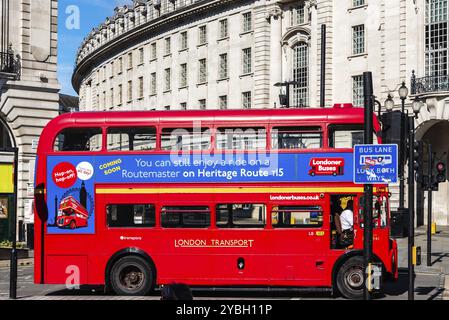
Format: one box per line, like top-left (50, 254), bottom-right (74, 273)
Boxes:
top-left (0, 51), bottom-right (20, 79)
top-left (411, 70), bottom-right (449, 95)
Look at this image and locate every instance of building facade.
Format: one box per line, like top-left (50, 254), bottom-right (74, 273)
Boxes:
top-left (0, 0), bottom-right (60, 241)
top-left (73, 0), bottom-right (449, 226)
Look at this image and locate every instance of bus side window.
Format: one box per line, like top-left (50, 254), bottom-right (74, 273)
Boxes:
top-left (328, 125), bottom-right (379, 148)
top-left (107, 204), bottom-right (156, 228)
top-left (216, 204), bottom-right (266, 228)
top-left (272, 206), bottom-right (323, 228)
top-left (271, 127), bottom-right (322, 149)
top-left (107, 127), bottom-right (156, 151)
top-left (161, 206), bottom-right (210, 228)
top-left (54, 128), bottom-right (102, 151)
top-left (161, 128), bottom-right (211, 151)
top-left (216, 127), bottom-right (266, 150)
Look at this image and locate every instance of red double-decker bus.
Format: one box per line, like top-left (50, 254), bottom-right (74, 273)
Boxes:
top-left (34, 104), bottom-right (398, 299)
top-left (57, 196), bottom-right (89, 229)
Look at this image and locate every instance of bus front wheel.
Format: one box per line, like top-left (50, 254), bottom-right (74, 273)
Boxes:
top-left (110, 255), bottom-right (153, 296)
top-left (336, 256), bottom-right (365, 300)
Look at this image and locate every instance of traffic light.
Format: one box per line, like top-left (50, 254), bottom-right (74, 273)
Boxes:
top-left (413, 140), bottom-right (424, 184)
top-left (436, 161), bottom-right (446, 183)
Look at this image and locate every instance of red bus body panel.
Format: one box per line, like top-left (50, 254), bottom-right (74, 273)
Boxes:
top-left (34, 108), bottom-right (396, 289)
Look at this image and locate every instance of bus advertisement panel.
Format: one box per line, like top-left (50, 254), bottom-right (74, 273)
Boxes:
top-left (46, 152), bottom-right (353, 234)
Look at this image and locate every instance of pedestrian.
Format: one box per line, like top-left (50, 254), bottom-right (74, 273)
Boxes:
top-left (339, 199), bottom-right (354, 248)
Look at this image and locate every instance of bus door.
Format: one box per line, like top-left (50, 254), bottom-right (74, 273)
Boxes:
top-left (330, 194), bottom-right (357, 250)
top-left (269, 197), bottom-right (329, 285)
top-left (211, 199), bottom-right (271, 284)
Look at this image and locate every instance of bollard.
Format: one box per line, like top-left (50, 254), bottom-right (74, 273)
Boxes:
top-left (431, 222), bottom-right (437, 235)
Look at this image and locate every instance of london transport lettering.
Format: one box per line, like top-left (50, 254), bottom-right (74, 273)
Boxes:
top-left (46, 152), bottom-right (354, 234)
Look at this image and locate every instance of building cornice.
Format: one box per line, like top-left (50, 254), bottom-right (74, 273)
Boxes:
top-left (72, 0), bottom-right (244, 93)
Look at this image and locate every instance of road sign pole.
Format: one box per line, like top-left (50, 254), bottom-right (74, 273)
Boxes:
top-left (408, 116), bottom-right (415, 300)
top-left (363, 72), bottom-right (374, 300)
top-left (427, 144), bottom-right (432, 267)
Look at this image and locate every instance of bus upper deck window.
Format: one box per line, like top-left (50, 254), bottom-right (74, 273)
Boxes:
top-left (54, 128), bottom-right (102, 151)
top-left (216, 127), bottom-right (266, 150)
top-left (107, 127), bottom-right (156, 151)
top-left (329, 125), bottom-right (379, 148)
top-left (161, 128), bottom-right (211, 151)
top-left (271, 127), bottom-right (322, 149)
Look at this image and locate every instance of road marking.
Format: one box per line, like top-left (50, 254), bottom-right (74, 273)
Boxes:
top-left (444, 275), bottom-right (449, 300)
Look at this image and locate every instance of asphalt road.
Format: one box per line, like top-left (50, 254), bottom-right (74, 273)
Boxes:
top-left (0, 265), bottom-right (444, 300)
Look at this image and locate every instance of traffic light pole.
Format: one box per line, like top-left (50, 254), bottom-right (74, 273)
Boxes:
top-left (408, 116), bottom-right (415, 300)
top-left (363, 72), bottom-right (374, 300)
top-left (427, 144), bottom-right (433, 267)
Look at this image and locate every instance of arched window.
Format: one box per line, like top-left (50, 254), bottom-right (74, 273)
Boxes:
top-left (292, 42), bottom-right (309, 108)
top-left (0, 120), bottom-right (12, 149)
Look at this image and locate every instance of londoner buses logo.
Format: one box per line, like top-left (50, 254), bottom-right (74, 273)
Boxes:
top-left (308, 157), bottom-right (345, 176)
top-left (175, 239), bottom-right (254, 248)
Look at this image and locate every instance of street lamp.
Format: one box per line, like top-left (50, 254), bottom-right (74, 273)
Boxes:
top-left (274, 81), bottom-right (302, 108)
top-left (385, 94), bottom-right (394, 112)
top-left (399, 81), bottom-right (409, 113)
top-left (412, 99), bottom-right (423, 119)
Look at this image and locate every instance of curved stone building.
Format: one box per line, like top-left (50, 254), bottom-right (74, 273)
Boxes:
top-left (73, 0), bottom-right (449, 226)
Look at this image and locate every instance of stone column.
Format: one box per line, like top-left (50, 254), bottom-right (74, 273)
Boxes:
top-left (267, 6), bottom-right (283, 109)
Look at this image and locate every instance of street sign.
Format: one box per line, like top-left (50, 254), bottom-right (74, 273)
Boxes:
top-left (354, 144), bottom-right (398, 184)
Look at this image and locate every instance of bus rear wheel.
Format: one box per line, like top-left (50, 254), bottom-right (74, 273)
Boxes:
top-left (69, 221), bottom-right (76, 229)
top-left (110, 255), bottom-right (153, 296)
top-left (336, 256), bottom-right (365, 300)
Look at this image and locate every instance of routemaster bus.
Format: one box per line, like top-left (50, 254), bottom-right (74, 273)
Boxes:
top-left (34, 104), bottom-right (398, 299)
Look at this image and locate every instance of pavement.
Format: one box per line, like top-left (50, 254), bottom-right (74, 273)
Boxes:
top-left (394, 225), bottom-right (449, 300)
top-left (0, 227), bottom-right (448, 300)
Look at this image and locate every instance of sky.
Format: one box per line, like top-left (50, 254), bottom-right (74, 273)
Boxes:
top-left (58, 0), bottom-right (130, 96)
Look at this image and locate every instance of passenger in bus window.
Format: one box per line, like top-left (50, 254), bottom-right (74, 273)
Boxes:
top-left (339, 200), bottom-right (354, 248)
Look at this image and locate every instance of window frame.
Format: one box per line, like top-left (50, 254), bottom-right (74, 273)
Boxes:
top-left (270, 126), bottom-right (324, 150)
top-left (53, 127), bottom-right (104, 152)
top-left (106, 203), bottom-right (156, 228)
top-left (216, 203), bottom-right (267, 229)
top-left (161, 206), bottom-right (211, 229)
top-left (106, 126), bottom-right (157, 152)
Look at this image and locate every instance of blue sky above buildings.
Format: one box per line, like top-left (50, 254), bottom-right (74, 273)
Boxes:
top-left (58, 0), bottom-right (130, 96)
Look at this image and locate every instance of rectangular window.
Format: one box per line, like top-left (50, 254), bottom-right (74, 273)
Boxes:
top-left (161, 127), bottom-right (211, 151)
top-left (54, 128), bottom-right (102, 152)
top-left (164, 68), bottom-right (171, 91)
top-left (128, 80), bottom-right (133, 101)
top-left (107, 127), bottom-right (156, 151)
top-left (139, 48), bottom-right (144, 65)
top-left (161, 206), bottom-right (210, 228)
top-left (353, 0), bottom-right (365, 7)
top-left (242, 91), bottom-right (251, 109)
top-left (107, 204), bottom-right (155, 228)
top-left (242, 12), bottom-right (252, 33)
top-left (150, 72), bottom-right (157, 95)
top-left (127, 52), bottom-right (133, 69)
top-left (242, 48), bottom-right (252, 74)
top-left (216, 204), bottom-right (266, 228)
top-left (272, 206), bottom-right (323, 228)
top-left (219, 53), bottom-right (228, 79)
top-left (219, 19), bottom-right (228, 39)
top-left (219, 95), bottom-right (228, 109)
top-left (198, 58), bottom-right (207, 83)
top-left (199, 99), bottom-right (206, 110)
top-left (180, 31), bottom-right (188, 50)
top-left (138, 76), bottom-right (144, 99)
top-left (118, 84), bottom-right (123, 105)
top-left (352, 75), bottom-right (364, 107)
top-left (118, 57), bottom-right (123, 74)
top-left (165, 37), bottom-right (171, 55)
top-left (199, 25), bottom-right (207, 45)
top-left (180, 102), bottom-right (187, 110)
top-left (291, 4), bottom-right (305, 25)
top-left (352, 24), bottom-right (365, 55)
top-left (180, 63), bottom-right (188, 88)
top-left (217, 127), bottom-right (266, 150)
top-left (271, 127), bottom-right (323, 149)
top-left (151, 42), bottom-right (157, 60)
top-left (110, 88), bottom-right (114, 106)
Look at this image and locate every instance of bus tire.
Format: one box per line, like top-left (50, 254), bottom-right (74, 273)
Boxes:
top-left (110, 255), bottom-right (153, 296)
top-left (69, 221), bottom-right (76, 229)
top-left (336, 256), bottom-right (365, 300)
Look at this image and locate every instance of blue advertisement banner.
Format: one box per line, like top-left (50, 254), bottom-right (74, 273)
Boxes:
top-left (46, 152), bottom-right (353, 234)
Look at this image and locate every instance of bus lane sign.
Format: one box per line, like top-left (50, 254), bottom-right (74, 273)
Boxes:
top-left (354, 144), bottom-right (398, 184)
